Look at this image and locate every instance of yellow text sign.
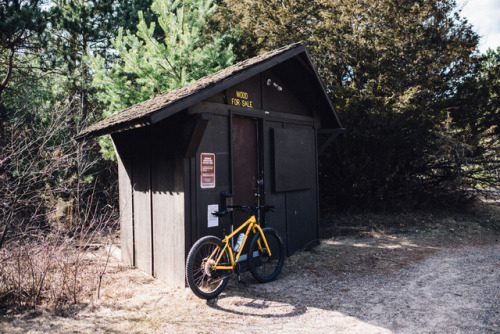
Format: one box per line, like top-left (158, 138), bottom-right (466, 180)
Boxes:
top-left (230, 90), bottom-right (253, 109)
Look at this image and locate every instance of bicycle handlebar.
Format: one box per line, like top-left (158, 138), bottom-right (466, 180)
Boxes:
top-left (211, 205), bottom-right (274, 217)
top-left (228, 205), bottom-right (274, 213)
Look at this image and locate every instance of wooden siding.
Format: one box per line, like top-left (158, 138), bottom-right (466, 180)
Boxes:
top-left (272, 127), bottom-right (316, 192)
top-left (261, 70), bottom-right (309, 116)
top-left (194, 114), bottom-right (231, 241)
top-left (112, 133), bottom-right (134, 266)
top-left (132, 129), bottom-right (153, 275)
top-left (151, 125), bottom-right (186, 286)
top-left (262, 120), bottom-right (287, 238)
top-left (284, 124), bottom-right (319, 252)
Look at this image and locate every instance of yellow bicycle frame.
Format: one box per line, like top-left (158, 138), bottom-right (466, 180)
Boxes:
top-left (209, 214), bottom-right (272, 271)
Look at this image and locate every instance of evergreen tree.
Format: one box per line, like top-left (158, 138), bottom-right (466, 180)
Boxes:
top-left (0, 0), bottom-right (48, 156)
top-left (480, 48), bottom-right (500, 137)
top-left (0, 0), bottom-right (144, 233)
top-left (0, 0), bottom-right (47, 103)
top-left (449, 47), bottom-right (500, 189)
top-left (89, 0), bottom-right (236, 159)
top-left (216, 0), bottom-right (488, 208)
top-left (115, 0), bottom-right (158, 37)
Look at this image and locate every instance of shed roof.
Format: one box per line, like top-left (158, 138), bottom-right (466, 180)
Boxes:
top-left (76, 42), bottom-right (342, 140)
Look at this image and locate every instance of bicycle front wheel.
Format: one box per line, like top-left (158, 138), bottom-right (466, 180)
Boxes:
top-left (186, 236), bottom-right (231, 300)
top-left (248, 227), bottom-right (285, 283)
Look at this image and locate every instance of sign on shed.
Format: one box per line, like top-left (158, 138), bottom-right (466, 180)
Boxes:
top-left (200, 153), bottom-right (215, 188)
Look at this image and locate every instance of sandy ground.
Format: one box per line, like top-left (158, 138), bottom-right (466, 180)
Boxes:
top-left (1, 204), bottom-right (499, 333)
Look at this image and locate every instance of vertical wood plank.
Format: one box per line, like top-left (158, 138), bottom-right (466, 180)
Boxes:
top-left (283, 124), bottom-right (319, 253)
top-left (285, 189), bottom-right (318, 253)
top-left (193, 114), bottom-right (231, 241)
top-left (112, 133), bottom-right (134, 266)
top-left (132, 132), bottom-right (153, 275)
top-left (152, 156), bottom-right (185, 286)
top-left (186, 157), bottom-right (197, 257)
top-left (151, 122), bottom-right (186, 286)
top-left (262, 121), bottom-right (287, 241)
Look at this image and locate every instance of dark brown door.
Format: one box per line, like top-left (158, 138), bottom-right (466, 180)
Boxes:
top-left (231, 116), bottom-right (260, 226)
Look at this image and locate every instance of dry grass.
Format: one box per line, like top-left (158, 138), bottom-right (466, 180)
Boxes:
top-left (0, 209), bottom-right (118, 311)
top-left (1, 201), bottom-right (499, 333)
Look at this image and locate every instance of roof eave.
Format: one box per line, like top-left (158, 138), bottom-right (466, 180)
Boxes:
top-left (74, 117), bottom-right (151, 141)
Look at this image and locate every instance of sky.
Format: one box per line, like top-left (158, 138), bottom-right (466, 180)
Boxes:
top-left (457, 0), bottom-right (500, 53)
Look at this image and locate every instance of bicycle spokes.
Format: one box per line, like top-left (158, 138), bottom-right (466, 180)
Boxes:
top-left (248, 228), bottom-right (285, 283)
top-left (186, 236), bottom-right (230, 298)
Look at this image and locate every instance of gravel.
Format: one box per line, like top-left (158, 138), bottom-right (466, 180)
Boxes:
top-left (332, 244), bottom-right (500, 333)
top-left (1, 214), bottom-right (499, 334)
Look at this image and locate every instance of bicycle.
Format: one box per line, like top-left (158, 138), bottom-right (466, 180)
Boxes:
top-left (185, 205), bottom-right (286, 300)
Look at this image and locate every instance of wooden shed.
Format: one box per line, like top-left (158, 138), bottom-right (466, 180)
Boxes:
top-left (77, 42), bottom-right (344, 286)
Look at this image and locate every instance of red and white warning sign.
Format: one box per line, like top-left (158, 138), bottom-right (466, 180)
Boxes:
top-left (200, 153), bottom-right (215, 188)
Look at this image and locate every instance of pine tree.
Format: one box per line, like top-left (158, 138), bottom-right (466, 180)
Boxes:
top-left (89, 0), bottom-right (236, 159)
top-left (0, 0), bottom-right (47, 103)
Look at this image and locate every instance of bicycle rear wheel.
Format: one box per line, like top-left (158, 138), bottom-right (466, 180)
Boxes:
top-left (248, 227), bottom-right (285, 283)
top-left (186, 236), bottom-right (231, 300)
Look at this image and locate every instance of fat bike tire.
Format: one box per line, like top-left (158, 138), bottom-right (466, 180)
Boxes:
top-left (186, 236), bottom-right (230, 300)
top-left (248, 227), bottom-right (285, 283)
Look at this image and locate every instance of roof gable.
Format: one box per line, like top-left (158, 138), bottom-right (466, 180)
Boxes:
top-left (76, 42), bottom-right (341, 140)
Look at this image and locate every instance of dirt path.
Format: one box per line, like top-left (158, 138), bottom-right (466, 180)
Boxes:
top-left (1, 205), bottom-right (499, 333)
